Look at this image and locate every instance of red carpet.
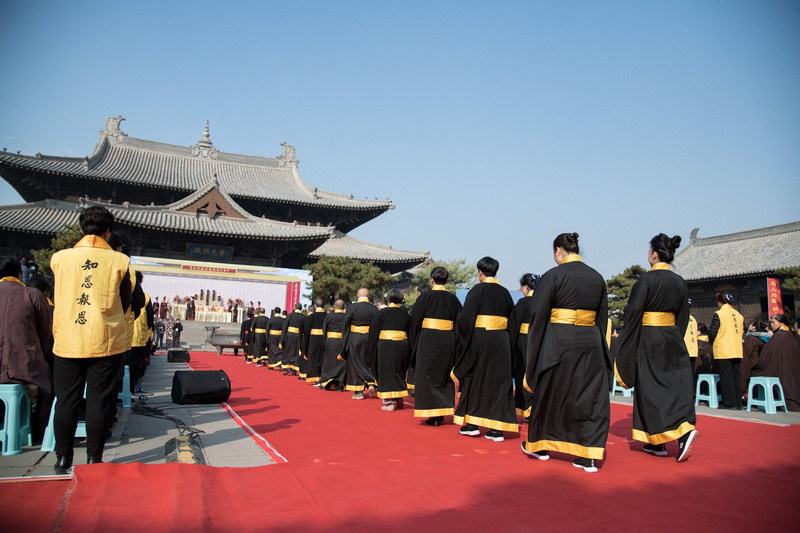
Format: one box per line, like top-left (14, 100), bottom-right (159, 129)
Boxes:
top-left (2, 350), bottom-right (798, 532)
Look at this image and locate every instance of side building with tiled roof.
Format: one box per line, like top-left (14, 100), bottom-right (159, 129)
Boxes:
top-left (672, 221), bottom-right (800, 325)
top-left (0, 117), bottom-right (429, 273)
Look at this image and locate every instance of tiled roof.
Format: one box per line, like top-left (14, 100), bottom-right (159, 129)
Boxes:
top-left (0, 118), bottom-right (393, 212)
top-left (672, 221), bottom-right (800, 282)
top-left (309, 230), bottom-right (430, 265)
top-left (0, 198), bottom-right (332, 241)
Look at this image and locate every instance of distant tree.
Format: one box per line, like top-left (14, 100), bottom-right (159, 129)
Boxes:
top-left (403, 259), bottom-right (477, 309)
top-left (31, 223), bottom-right (83, 277)
top-left (606, 264), bottom-right (647, 327)
top-left (303, 256), bottom-right (393, 304)
top-left (774, 266), bottom-right (800, 292)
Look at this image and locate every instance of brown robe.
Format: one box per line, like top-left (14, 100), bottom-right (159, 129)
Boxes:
top-left (751, 329), bottom-right (800, 412)
top-left (0, 279), bottom-right (52, 396)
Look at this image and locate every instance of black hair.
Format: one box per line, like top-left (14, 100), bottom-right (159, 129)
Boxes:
top-left (0, 255), bottom-right (22, 278)
top-left (430, 266), bottom-right (449, 285)
top-left (697, 323), bottom-right (708, 334)
top-left (274, 307), bottom-right (281, 314)
top-left (79, 205), bottom-right (115, 237)
top-left (519, 273), bottom-right (540, 291)
top-left (649, 233), bottom-right (682, 263)
top-left (553, 233), bottom-right (580, 254)
top-left (477, 256), bottom-right (499, 277)
top-left (28, 276), bottom-right (53, 295)
top-left (387, 288), bottom-right (404, 305)
top-left (771, 314), bottom-right (789, 326)
top-left (716, 292), bottom-right (734, 305)
top-left (294, 302), bottom-right (302, 310)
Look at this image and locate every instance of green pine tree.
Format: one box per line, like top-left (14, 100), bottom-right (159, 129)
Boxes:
top-left (31, 223), bottom-right (83, 277)
top-left (606, 264), bottom-right (647, 327)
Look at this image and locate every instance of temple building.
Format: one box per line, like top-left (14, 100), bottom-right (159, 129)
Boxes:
top-left (0, 117), bottom-right (429, 273)
top-left (673, 221), bottom-right (800, 325)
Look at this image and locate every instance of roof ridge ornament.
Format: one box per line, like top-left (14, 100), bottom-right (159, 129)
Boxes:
top-left (191, 121), bottom-right (219, 159)
top-left (100, 116), bottom-right (127, 145)
top-left (277, 142), bottom-right (298, 168)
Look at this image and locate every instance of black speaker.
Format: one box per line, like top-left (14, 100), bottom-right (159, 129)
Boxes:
top-left (167, 349), bottom-right (191, 363)
top-left (171, 370), bottom-right (231, 405)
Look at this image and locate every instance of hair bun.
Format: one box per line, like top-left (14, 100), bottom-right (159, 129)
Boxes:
top-left (670, 235), bottom-right (682, 250)
top-left (567, 232), bottom-right (579, 244)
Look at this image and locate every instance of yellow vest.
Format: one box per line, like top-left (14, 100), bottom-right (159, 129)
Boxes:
top-left (123, 269), bottom-right (137, 350)
top-left (713, 304), bottom-right (743, 359)
top-left (684, 315), bottom-right (698, 357)
top-left (132, 293), bottom-right (152, 347)
top-left (51, 235), bottom-right (131, 358)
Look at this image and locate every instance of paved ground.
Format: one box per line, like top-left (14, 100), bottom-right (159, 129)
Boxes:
top-left (1, 319), bottom-right (797, 479)
top-left (0, 321), bottom-right (271, 479)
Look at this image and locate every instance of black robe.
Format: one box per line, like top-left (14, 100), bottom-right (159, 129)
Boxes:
top-left (239, 317), bottom-right (253, 357)
top-left (509, 294), bottom-right (535, 418)
top-left (320, 311), bottom-right (347, 389)
top-left (751, 329), bottom-right (800, 411)
top-left (524, 258), bottom-right (610, 460)
top-left (408, 287), bottom-right (461, 418)
top-left (281, 311), bottom-right (306, 374)
top-left (250, 315), bottom-right (269, 362)
top-left (452, 280), bottom-right (518, 433)
top-left (267, 315), bottom-right (285, 369)
top-left (368, 305), bottom-right (411, 399)
top-left (742, 334), bottom-right (766, 393)
top-left (303, 310), bottom-right (327, 382)
top-left (341, 300), bottom-right (378, 391)
top-left (614, 265), bottom-right (695, 444)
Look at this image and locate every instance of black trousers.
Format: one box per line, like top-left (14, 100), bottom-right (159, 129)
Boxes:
top-left (53, 353), bottom-right (122, 458)
top-left (717, 358), bottom-right (742, 408)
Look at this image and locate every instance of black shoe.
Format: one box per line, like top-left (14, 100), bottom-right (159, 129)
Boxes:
top-left (677, 429), bottom-right (699, 463)
top-left (422, 416), bottom-right (443, 427)
top-left (54, 455), bottom-right (73, 475)
top-left (521, 441), bottom-right (550, 460)
top-left (572, 457), bottom-right (598, 473)
top-left (643, 443), bottom-right (668, 457)
top-left (484, 429), bottom-right (504, 442)
top-left (459, 424), bottom-right (480, 437)
top-left (87, 454), bottom-right (103, 464)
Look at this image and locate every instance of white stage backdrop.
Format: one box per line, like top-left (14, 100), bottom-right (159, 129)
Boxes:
top-left (129, 256), bottom-right (311, 310)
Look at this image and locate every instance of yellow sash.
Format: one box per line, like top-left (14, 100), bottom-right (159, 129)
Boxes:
top-left (287, 326), bottom-right (300, 334)
top-left (422, 318), bottom-right (454, 331)
top-left (350, 325), bottom-right (369, 334)
top-left (379, 330), bottom-right (407, 341)
top-left (519, 323), bottom-right (529, 334)
top-left (310, 329), bottom-right (324, 335)
top-left (326, 332), bottom-right (343, 339)
top-left (254, 328), bottom-right (267, 333)
top-left (550, 308), bottom-right (596, 326)
top-left (269, 329), bottom-right (282, 335)
top-left (642, 312), bottom-right (675, 326)
top-left (474, 315), bottom-right (508, 330)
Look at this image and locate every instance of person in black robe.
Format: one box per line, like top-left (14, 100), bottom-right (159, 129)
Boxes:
top-left (452, 256), bottom-right (518, 442)
top-left (239, 311), bottom-right (254, 361)
top-left (250, 311), bottom-right (269, 366)
top-left (186, 297), bottom-right (196, 321)
top-left (341, 289), bottom-right (378, 399)
top-left (523, 233), bottom-right (609, 473)
top-left (320, 300), bottom-right (347, 390)
top-left (303, 300), bottom-right (327, 384)
top-left (367, 289), bottom-right (411, 412)
top-left (751, 314), bottom-right (800, 411)
top-left (509, 273), bottom-right (539, 421)
top-left (408, 266), bottom-right (462, 427)
top-left (267, 307), bottom-right (285, 370)
top-left (281, 303), bottom-right (306, 377)
top-left (614, 234), bottom-right (698, 462)
top-left (171, 319), bottom-right (183, 348)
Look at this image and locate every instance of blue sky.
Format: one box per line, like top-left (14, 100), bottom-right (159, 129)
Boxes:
top-left (1, 1), bottom-right (798, 287)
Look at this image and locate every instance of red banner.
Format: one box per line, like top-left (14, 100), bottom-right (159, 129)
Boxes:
top-left (285, 282), bottom-right (301, 311)
top-left (767, 277), bottom-right (783, 317)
